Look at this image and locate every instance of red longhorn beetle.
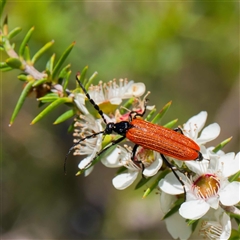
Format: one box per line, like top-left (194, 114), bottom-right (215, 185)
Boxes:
top-left (65, 76), bottom-right (203, 195)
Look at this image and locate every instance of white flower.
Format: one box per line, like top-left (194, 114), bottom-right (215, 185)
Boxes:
top-left (159, 111), bottom-right (223, 194)
top-left (160, 194), bottom-right (232, 240)
top-left (88, 79), bottom-right (146, 105)
top-left (160, 151), bottom-right (240, 220)
top-left (101, 145), bottom-right (162, 190)
top-left (183, 111), bottom-right (220, 162)
top-left (167, 111), bottom-right (221, 169)
top-left (183, 111), bottom-right (220, 146)
top-left (199, 208), bottom-right (231, 240)
top-left (159, 192), bottom-right (192, 240)
top-left (73, 114), bottom-right (103, 176)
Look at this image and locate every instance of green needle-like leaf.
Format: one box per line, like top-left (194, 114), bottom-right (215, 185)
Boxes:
top-left (63, 70), bottom-right (71, 90)
top-left (18, 26), bottom-right (35, 57)
top-left (31, 40), bottom-right (54, 64)
top-left (58, 64), bottom-right (71, 79)
top-left (163, 198), bottom-right (184, 220)
top-left (32, 78), bottom-right (47, 87)
top-left (191, 219), bottom-right (200, 232)
top-left (164, 119), bottom-right (178, 129)
top-left (212, 137), bottom-right (233, 153)
top-left (186, 219), bottom-right (199, 226)
top-left (52, 41), bottom-right (75, 80)
top-left (8, 27), bottom-right (22, 40)
top-left (67, 121), bottom-right (75, 133)
top-left (17, 74), bottom-right (28, 81)
top-left (46, 53), bottom-right (55, 75)
top-left (6, 57), bottom-right (24, 69)
top-left (0, 66), bottom-right (12, 71)
top-left (9, 79), bottom-right (35, 126)
top-left (58, 64), bottom-right (71, 87)
top-left (0, 62), bottom-right (8, 68)
top-left (145, 108), bottom-right (156, 121)
top-left (37, 93), bottom-right (59, 103)
top-left (79, 65), bottom-right (88, 87)
top-left (85, 71), bottom-right (98, 90)
top-left (229, 171), bottom-right (240, 182)
top-left (0, 0), bottom-right (7, 21)
top-left (116, 166), bottom-right (127, 175)
top-left (135, 177), bottom-right (152, 190)
top-left (151, 101), bottom-right (172, 124)
top-left (30, 97), bottom-right (71, 125)
top-left (3, 15), bottom-right (8, 35)
top-left (53, 109), bottom-right (76, 124)
top-left (24, 45), bottom-right (31, 63)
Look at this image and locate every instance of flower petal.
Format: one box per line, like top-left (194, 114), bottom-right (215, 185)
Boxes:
top-left (112, 170), bottom-right (138, 190)
top-left (143, 154), bottom-right (162, 177)
top-left (109, 98), bottom-right (122, 105)
top-left (219, 181), bottom-right (240, 206)
top-left (197, 123), bottom-right (220, 145)
top-left (84, 166), bottom-right (94, 177)
top-left (184, 111), bottom-right (207, 139)
top-left (220, 152), bottom-right (240, 177)
top-left (101, 146), bottom-right (123, 168)
top-left (220, 212), bottom-right (232, 240)
top-left (206, 195), bottom-right (219, 209)
top-left (159, 172), bottom-right (186, 195)
top-left (78, 156), bottom-right (94, 176)
top-left (159, 192), bottom-right (176, 214)
top-left (78, 156), bottom-right (92, 169)
top-left (123, 82), bottom-right (146, 98)
top-left (185, 159), bottom-right (209, 175)
top-left (165, 212), bottom-right (192, 240)
top-left (74, 93), bottom-right (89, 115)
top-left (179, 200), bottom-right (210, 220)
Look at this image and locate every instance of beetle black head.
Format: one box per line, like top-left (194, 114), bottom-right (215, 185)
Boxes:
top-left (105, 122), bottom-right (115, 134)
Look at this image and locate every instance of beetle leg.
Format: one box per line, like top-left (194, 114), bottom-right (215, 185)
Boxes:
top-left (173, 127), bottom-right (184, 134)
top-left (129, 96), bottom-right (148, 120)
top-left (160, 154), bottom-right (186, 199)
top-left (196, 151), bottom-right (204, 161)
top-left (131, 144), bottom-right (145, 175)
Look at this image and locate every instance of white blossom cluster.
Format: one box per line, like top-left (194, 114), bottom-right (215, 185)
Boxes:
top-left (72, 79), bottom-right (240, 240)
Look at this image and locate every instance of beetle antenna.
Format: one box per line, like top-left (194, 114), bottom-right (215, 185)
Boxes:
top-left (76, 75), bottom-right (107, 124)
top-left (64, 130), bottom-right (105, 175)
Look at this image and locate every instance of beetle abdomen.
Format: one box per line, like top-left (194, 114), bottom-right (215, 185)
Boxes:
top-left (126, 118), bottom-right (200, 160)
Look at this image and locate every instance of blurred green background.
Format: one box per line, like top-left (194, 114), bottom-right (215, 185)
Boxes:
top-left (2, 1), bottom-right (239, 239)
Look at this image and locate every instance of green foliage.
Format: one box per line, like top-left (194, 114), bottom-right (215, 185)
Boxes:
top-left (151, 101), bottom-right (172, 124)
top-left (163, 119), bottom-right (178, 129)
top-left (0, 0), bottom-right (7, 20)
top-left (0, 2), bottom-right (84, 126)
top-left (9, 79), bottom-right (35, 125)
top-left (229, 229), bottom-right (240, 240)
top-left (18, 26), bottom-right (35, 57)
top-left (212, 137), bottom-right (233, 153)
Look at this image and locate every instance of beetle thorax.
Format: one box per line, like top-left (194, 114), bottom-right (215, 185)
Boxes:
top-left (105, 121), bottom-right (131, 136)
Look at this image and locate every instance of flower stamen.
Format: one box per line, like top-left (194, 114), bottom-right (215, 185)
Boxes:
top-left (200, 220), bottom-right (223, 240)
top-left (193, 174), bottom-right (220, 199)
